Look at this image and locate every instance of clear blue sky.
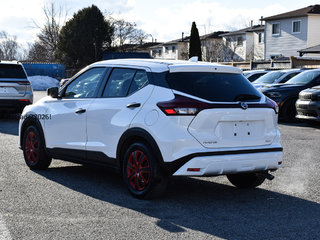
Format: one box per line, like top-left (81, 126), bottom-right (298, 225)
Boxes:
top-left (0, 0), bottom-right (318, 45)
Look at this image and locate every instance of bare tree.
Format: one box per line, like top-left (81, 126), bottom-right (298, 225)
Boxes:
top-left (129, 29), bottom-right (149, 44)
top-left (27, 42), bottom-right (50, 62)
top-left (33, 2), bottom-right (67, 62)
top-left (201, 39), bottom-right (224, 62)
top-left (0, 31), bottom-right (19, 60)
top-left (222, 36), bottom-right (243, 62)
top-left (106, 15), bottom-right (149, 50)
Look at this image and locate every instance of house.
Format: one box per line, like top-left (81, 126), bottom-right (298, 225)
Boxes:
top-left (262, 5), bottom-right (320, 59)
top-left (149, 36), bottom-right (190, 60)
top-left (150, 31), bottom-right (227, 61)
top-left (220, 25), bottom-right (265, 61)
top-left (200, 31), bottom-right (228, 62)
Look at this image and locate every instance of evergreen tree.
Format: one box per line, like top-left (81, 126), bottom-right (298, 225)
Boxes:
top-left (55, 5), bottom-right (113, 68)
top-left (189, 22), bottom-right (202, 61)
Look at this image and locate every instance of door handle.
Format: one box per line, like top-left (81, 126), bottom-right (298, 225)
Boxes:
top-left (75, 108), bottom-right (86, 114)
top-left (126, 103), bottom-right (141, 108)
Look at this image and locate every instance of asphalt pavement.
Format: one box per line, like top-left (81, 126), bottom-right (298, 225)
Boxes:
top-left (0, 91), bottom-right (319, 240)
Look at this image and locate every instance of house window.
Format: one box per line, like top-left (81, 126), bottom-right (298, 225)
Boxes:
top-left (165, 47), bottom-right (169, 53)
top-left (172, 46), bottom-right (176, 52)
top-left (292, 20), bottom-right (301, 33)
top-left (258, 33), bottom-right (264, 43)
top-left (272, 23), bottom-right (280, 35)
top-left (158, 50), bottom-right (162, 56)
top-left (225, 37), bottom-right (231, 47)
top-left (237, 36), bottom-right (243, 46)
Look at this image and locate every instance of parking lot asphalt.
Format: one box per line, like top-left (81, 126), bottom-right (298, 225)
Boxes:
top-left (0, 91), bottom-right (319, 240)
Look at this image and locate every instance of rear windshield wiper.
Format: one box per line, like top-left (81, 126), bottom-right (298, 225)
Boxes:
top-left (234, 94), bottom-right (261, 101)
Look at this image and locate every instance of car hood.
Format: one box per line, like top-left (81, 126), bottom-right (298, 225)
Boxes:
top-left (262, 84), bottom-right (306, 93)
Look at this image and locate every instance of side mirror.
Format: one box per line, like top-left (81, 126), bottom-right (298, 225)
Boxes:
top-left (47, 87), bottom-right (59, 98)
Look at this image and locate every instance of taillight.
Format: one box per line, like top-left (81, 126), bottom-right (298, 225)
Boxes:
top-left (266, 97), bottom-right (279, 114)
top-left (157, 95), bottom-right (210, 115)
top-left (17, 81), bottom-right (30, 85)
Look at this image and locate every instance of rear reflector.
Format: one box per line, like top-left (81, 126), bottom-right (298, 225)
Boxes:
top-left (18, 99), bottom-right (30, 102)
top-left (17, 81), bottom-right (30, 85)
top-left (187, 168), bottom-right (200, 172)
top-left (278, 161), bottom-right (282, 165)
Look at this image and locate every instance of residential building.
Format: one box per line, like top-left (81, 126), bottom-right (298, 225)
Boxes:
top-left (150, 37), bottom-right (190, 60)
top-left (150, 31), bottom-right (227, 61)
top-left (262, 5), bottom-right (320, 59)
top-left (220, 25), bottom-right (265, 61)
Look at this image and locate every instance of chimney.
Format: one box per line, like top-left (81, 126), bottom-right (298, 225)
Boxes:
top-left (250, 20), bottom-right (253, 28)
top-left (260, 16), bottom-right (263, 25)
top-left (182, 32), bottom-right (184, 42)
top-left (155, 38), bottom-right (157, 43)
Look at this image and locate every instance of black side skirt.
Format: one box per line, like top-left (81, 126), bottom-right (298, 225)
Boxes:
top-left (46, 148), bottom-right (119, 171)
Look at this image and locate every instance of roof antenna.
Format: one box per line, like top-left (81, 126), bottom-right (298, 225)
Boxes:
top-left (189, 56), bottom-right (198, 62)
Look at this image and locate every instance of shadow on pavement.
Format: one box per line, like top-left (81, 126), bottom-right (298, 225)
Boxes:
top-left (36, 165), bottom-right (320, 239)
top-left (0, 114), bottom-right (20, 136)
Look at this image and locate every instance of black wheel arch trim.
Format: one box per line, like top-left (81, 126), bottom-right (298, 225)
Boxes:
top-left (20, 116), bottom-right (46, 150)
top-left (117, 127), bottom-right (166, 172)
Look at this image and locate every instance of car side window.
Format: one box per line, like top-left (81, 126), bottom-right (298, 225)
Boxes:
top-left (64, 68), bottom-right (106, 99)
top-left (102, 68), bottom-right (136, 97)
top-left (280, 73), bottom-right (299, 83)
top-left (128, 70), bottom-right (149, 95)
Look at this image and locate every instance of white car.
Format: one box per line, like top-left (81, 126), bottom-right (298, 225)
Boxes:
top-left (19, 59), bottom-right (283, 199)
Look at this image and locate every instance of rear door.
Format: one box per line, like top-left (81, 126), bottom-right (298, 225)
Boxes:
top-left (86, 67), bottom-right (154, 160)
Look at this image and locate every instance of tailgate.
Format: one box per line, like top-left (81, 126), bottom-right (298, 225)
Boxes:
top-left (188, 108), bottom-right (277, 148)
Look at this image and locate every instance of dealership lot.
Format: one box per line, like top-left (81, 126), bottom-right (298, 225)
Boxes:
top-left (0, 91), bottom-right (320, 240)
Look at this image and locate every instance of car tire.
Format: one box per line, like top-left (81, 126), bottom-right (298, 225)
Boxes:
top-left (122, 142), bottom-right (168, 199)
top-left (22, 125), bottom-right (52, 170)
top-left (281, 99), bottom-right (297, 122)
top-left (227, 173), bottom-right (266, 188)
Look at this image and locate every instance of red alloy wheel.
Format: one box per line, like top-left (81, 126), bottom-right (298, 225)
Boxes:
top-left (24, 131), bottom-right (39, 164)
top-left (126, 150), bottom-right (151, 191)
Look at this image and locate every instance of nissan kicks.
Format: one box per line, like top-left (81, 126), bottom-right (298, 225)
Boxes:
top-left (19, 59), bottom-right (283, 199)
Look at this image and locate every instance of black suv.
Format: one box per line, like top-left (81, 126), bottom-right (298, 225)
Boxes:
top-left (262, 69), bottom-right (320, 121)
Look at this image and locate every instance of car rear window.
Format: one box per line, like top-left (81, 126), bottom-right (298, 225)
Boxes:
top-left (0, 64), bottom-right (27, 79)
top-left (166, 72), bottom-right (261, 102)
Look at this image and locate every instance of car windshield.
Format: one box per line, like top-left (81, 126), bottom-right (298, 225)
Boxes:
top-left (285, 71), bottom-right (320, 85)
top-left (166, 72), bottom-right (261, 102)
top-left (253, 71), bottom-right (285, 84)
top-left (0, 64), bottom-right (27, 79)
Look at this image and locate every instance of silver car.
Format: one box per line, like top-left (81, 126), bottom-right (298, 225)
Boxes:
top-left (0, 61), bottom-right (33, 113)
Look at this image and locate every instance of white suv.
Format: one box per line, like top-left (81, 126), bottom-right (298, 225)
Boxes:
top-left (19, 59), bottom-right (282, 198)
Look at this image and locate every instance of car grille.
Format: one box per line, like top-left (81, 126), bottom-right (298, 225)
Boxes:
top-left (297, 110), bottom-right (318, 117)
top-left (299, 93), bottom-right (312, 100)
top-left (296, 104), bottom-right (308, 109)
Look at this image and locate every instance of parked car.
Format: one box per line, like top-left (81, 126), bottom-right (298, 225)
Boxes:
top-left (252, 69), bottom-right (304, 90)
top-left (296, 85), bottom-right (320, 122)
top-left (0, 61), bottom-right (33, 113)
top-left (243, 70), bottom-right (269, 82)
top-left (262, 69), bottom-right (320, 121)
top-left (19, 59), bottom-right (282, 199)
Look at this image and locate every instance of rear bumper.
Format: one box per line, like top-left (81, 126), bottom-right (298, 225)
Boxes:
top-left (0, 99), bottom-right (32, 112)
top-left (172, 148), bottom-right (283, 176)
